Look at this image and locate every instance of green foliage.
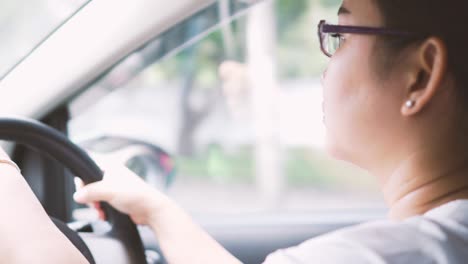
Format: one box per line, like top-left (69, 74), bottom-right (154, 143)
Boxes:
top-left (176, 146), bottom-right (375, 192)
top-left (285, 148), bottom-right (374, 190)
top-left (275, 0), bottom-right (341, 79)
top-left (320, 0), bottom-right (342, 8)
top-left (149, 20), bottom-right (246, 90)
top-left (176, 145), bottom-right (254, 183)
top-left (149, 0), bottom-right (343, 82)
top-left (276, 0), bottom-right (310, 36)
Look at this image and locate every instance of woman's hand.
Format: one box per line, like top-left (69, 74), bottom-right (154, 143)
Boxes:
top-left (74, 154), bottom-right (241, 264)
top-left (73, 156), bottom-right (171, 226)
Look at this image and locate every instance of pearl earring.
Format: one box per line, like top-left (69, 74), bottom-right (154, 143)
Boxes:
top-left (405, 100), bottom-right (415, 108)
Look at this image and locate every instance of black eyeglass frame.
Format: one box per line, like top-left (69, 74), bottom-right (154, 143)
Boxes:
top-left (318, 20), bottom-right (421, 57)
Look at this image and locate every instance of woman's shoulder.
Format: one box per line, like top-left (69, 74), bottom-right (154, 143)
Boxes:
top-left (264, 200), bottom-right (468, 264)
top-left (322, 199), bottom-right (468, 244)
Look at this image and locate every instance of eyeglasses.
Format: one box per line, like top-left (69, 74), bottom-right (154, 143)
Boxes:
top-left (318, 20), bottom-right (420, 57)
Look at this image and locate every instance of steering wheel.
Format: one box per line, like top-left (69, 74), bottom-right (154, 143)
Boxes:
top-left (0, 117), bottom-right (147, 264)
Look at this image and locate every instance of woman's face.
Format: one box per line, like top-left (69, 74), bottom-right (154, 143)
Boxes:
top-left (322, 0), bottom-right (406, 169)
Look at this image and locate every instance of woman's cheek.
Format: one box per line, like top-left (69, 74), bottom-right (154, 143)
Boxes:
top-left (323, 77), bottom-right (351, 156)
top-left (323, 63), bottom-right (353, 126)
top-left (321, 57), bottom-right (363, 160)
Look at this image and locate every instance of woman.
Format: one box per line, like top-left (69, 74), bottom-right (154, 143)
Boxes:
top-left (73, 0), bottom-right (468, 263)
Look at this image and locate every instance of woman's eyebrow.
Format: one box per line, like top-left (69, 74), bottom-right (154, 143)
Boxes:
top-left (338, 6), bottom-right (351, 15)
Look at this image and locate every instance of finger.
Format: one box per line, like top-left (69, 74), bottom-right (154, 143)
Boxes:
top-left (74, 177), bottom-right (84, 190)
top-left (73, 181), bottom-right (113, 204)
top-left (93, 202), bottom-right (107, 221)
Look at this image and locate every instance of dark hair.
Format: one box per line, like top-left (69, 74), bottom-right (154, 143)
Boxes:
top-left (373, 0), bottom-right (468, 100)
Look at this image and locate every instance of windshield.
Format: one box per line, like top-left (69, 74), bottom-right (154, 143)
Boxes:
top-left (0, 0), bottom-right (90, 80)
top-left (70, 0), bottom-right (384, 216)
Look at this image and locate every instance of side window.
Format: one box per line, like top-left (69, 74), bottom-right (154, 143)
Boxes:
top-left (70, 0), bottom-right (384, 215)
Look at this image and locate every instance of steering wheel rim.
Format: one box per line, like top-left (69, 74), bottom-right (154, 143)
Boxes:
top-left (0, 117), bottom-right (147, 264)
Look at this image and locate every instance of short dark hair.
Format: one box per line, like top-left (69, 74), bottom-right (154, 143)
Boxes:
top-left (373, 0), bottom-right (468, 100)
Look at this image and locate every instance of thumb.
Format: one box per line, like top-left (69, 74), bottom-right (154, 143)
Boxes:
top-left (73, 181), bottom-right (114, 204)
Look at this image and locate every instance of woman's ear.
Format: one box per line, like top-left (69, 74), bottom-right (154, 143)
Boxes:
top-left (401, 37), bottom-right (448, 116)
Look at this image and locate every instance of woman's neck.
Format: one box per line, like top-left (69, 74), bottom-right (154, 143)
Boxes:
top-left (382, 140), bottom-right (468, 220)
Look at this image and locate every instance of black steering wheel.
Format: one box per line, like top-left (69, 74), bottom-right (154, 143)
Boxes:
top-left (0, 117), bottom-right (147, 264)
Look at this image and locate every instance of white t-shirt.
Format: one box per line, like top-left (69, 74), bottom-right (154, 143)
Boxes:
top-left (264, 200), bottom-right (468, 264)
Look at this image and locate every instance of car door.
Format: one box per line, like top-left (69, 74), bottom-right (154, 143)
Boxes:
top-left (68, 0), bottom-right (386, 263)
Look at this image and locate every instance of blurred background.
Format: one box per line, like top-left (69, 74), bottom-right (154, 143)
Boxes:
top-left (1, 0), bottom-right (385, 216)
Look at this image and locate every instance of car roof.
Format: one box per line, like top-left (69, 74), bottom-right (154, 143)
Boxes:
top-left (0, 0), bottom-right (214, 119)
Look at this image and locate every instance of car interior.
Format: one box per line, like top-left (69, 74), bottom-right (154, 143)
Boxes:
top-left (0, 0), bottom-right (386, 263)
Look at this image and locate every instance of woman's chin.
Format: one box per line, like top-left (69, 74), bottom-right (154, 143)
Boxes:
top-left (324, 138), bottom-right (339, 157)
top-left (324, 137), bottom-right (348, 162)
